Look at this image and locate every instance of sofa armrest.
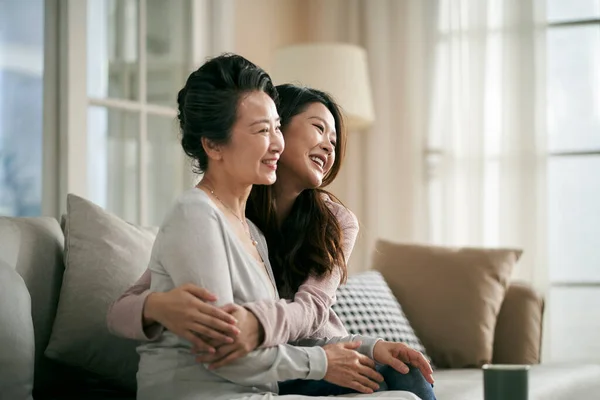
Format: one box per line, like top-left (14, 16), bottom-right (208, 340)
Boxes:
top-left (492, 282), bottom-right (544, 365)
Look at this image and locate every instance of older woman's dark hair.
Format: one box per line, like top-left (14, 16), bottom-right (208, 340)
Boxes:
top-left (177, 53), bottom-right (278, 173)
top-left (247, 84), bottom-right (349, 297)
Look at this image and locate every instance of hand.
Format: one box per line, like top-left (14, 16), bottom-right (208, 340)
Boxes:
top-left (144, 284), bottom-right (240, 353)
top-left (322, 342), bottom-right (384, 394)
top-left (373, 341), bottom-right (434, 385)
top-left (195, 304), bottom-right (264, 369)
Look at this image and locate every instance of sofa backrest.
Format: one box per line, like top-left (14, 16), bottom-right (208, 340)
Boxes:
top-left (0, 217), bottom-right (66, 392)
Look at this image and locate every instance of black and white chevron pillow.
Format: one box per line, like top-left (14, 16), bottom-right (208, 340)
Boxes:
top-left (332, 270), bottom-right (432, 363)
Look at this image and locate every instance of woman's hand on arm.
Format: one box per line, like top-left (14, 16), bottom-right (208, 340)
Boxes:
top-left (195, 303), bottom-right (264, 368)
top-left (143, 283), bottom-right (241, 353)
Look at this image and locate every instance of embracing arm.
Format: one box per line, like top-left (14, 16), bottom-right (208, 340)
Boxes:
top-left (244, 201), bottom-right (359, 347)
top-left (106, 269), bottom-right (162, 341)
top-left (244, 268), bottom-right (342, 347)
top-left (157, 200), bottom-right (327, 384)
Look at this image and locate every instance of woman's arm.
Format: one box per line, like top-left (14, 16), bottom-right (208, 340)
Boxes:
top-left (106, 268), bottom-right (239, 349)
top-left (106, 269), bottom-right (161, 340)
top-left (243, 202), bottom-right (359, 347)
top-left (289, 206), bottom-right (383, 358)
top-left (292, 335), bottom-right (381, 360)
top-left (244, 269), bottom-right (342, 346)
top-left (156, 200), bottom-right (327, 384)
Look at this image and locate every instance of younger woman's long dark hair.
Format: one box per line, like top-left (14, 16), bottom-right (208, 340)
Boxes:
top-left (247, 84), bottom-right (348, 298)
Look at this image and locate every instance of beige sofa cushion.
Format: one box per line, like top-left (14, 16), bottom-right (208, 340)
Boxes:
top-left (45, 194), bottom-right (157, 390)
top-left (372, 239), bottom-right (521, 369)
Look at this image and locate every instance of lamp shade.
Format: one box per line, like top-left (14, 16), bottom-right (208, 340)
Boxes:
top-left (271, 43), bottom-right (375, 131)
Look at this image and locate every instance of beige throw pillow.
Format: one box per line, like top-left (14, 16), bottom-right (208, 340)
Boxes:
top-left (45, 194), bottom-right (157, 390)
top-left (372, 239), bottom-right (521, 369)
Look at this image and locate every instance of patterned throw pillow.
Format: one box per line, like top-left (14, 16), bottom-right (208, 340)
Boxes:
top-left (332, 270), bottom-right (432, 363)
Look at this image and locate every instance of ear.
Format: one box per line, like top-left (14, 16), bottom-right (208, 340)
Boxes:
top-left (201, 137), bottom-right (222, 161)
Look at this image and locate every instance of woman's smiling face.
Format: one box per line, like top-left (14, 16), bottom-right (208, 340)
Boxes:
top-left (276, 102), bottom-right (337, 190)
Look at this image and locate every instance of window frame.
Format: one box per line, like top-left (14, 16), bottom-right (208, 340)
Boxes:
top-left (43, 0), bottom-right (60, 217)
top-left (54, 0), bottom-right (235, 224)
top-left (546, 15), bottom-right (600, 287)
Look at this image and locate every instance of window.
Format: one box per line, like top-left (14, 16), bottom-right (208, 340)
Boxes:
top-left (545, 0), bottom-right (600, 362)
top-left (55, 0), bottom-right (232, 223)
top-left (425, 0), bottom-right (600, 362)
top-left (0, 0), bottom-right (45, 216)
top-left (86, 0), bottom-right (192, 225)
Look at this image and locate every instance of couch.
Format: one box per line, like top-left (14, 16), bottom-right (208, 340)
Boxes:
top-left (1, 215), bottom-right (600, 400)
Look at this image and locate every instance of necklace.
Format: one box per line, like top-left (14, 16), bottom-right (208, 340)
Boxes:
top-left (198, 182), bottom-right (276, 296)
top-left (200, 183), bottom-right (259, 247)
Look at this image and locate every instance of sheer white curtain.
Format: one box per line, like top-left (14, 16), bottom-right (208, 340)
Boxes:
top-left (305, 0), bottom-right (547, 289)
top-left (426, 0), bottom-right (547, 288)
top-left (304, 0), bottom-right (430, 274)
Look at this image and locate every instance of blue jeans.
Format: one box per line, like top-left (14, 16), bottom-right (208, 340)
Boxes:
top-left (279, 365), bottom-right (436, 400)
